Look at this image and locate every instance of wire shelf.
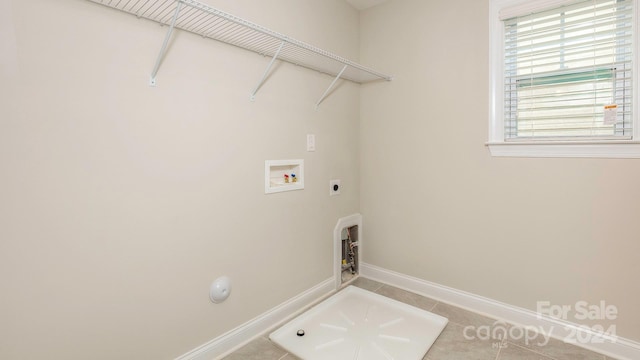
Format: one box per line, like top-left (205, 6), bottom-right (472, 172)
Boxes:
top-left (87, 0), bottom-right (392, 84)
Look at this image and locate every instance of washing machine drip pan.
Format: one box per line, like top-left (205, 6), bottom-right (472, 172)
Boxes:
top-left (270, 285), bottom-right (448, 360)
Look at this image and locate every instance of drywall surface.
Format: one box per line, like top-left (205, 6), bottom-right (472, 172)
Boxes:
top-left (359, 0), bottom-right (640, 343)
top-left (0, 0), bottom-right (360, 358)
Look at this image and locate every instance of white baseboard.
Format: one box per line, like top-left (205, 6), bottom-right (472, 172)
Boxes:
top-left (175, 264), bottom-right (640, 360)
top-left (360, 262), bottom-right (640, 360)
top-left (175, 278), bottom-right (335, 360)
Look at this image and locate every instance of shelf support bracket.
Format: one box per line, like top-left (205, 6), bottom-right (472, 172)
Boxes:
top-left (149, 1), bottom-right (183, 86)
top-left (316, 65), bottom-right (348, 109)
top-left (250, 40), bottom-right (285, 101)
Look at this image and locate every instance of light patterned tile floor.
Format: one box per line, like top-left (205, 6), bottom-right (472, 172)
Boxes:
top-left (222, 277), bottom-right (616, 360)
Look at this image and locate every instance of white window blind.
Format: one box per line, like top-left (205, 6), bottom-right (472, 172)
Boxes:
top-left (503, 0), bottom-right (634, 140)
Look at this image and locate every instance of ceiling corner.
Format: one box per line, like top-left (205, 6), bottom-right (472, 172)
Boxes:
top-left (345, 0), bottom-right (388, 11)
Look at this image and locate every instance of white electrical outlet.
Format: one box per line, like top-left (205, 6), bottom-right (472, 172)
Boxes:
top-left (330, 179), bottom-right (341, 196)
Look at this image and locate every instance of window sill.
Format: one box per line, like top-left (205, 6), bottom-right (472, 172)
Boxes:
top-left (486, 141), bottom-right (640, 158)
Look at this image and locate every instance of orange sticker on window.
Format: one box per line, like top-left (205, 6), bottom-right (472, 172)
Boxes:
top-left (604, 104), bottom-right (618, 125)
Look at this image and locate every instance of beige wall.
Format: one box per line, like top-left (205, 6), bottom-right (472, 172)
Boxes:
top-left (0, 0), bottom-right (361, 358)
top-left (360, 0), bottom-right (640, 343)
top-left (3, 0), bottom-right (639, 357)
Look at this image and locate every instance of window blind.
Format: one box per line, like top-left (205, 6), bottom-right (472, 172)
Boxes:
top-left (503, 0), bottom-right (633, 140)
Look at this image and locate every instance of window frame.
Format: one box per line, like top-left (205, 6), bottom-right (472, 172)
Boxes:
top-left (488, 0), bottom-right (640, 158)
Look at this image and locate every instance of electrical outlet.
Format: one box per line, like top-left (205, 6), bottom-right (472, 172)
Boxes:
top-left (330, 179), bottom-right (341, 196)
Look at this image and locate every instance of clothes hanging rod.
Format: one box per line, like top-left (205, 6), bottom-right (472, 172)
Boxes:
top-left (86, 0), bottom-right (393, 84)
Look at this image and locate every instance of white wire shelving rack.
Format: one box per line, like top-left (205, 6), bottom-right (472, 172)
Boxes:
top-left (87, 0), bottom-right (392, 107)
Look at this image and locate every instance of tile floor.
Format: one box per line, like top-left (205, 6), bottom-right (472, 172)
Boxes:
top-left (222, 277), bottom-right (619, 360)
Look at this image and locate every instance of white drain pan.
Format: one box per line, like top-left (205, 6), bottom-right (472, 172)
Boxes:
top-left (270, 285), bottom-right (448, 360)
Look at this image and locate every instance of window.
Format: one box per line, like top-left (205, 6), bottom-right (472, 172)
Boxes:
top-left (488, 0), bottom-right (640, 158)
